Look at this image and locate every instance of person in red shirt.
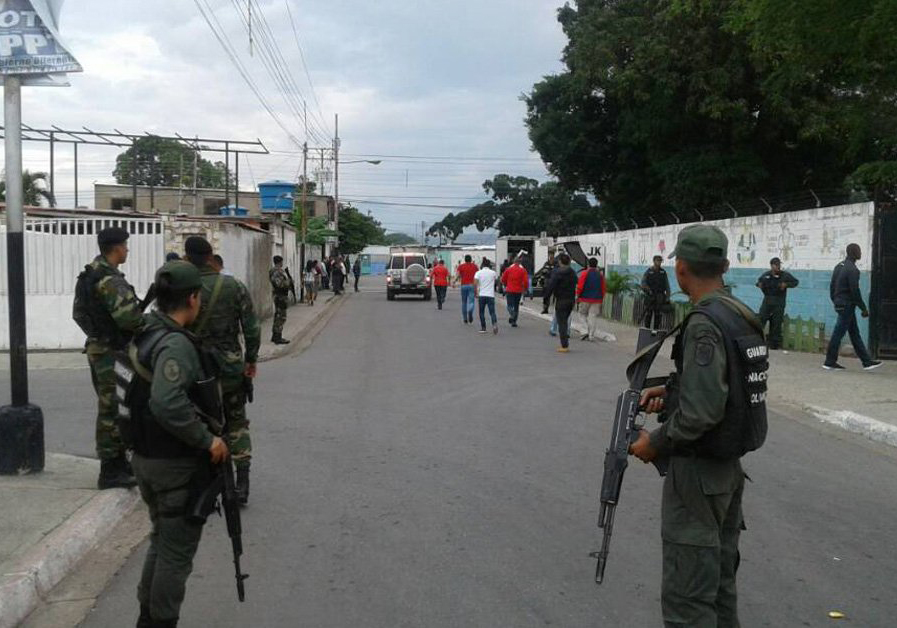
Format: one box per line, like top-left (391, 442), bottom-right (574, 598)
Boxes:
top-left (432, 259), bottom-right (450, 310)
top-left (500, 256), bottom-right (529, 327)
top-left (576, 257), bottom-right (606, 341)
top-left (455, 254), bottom-right (479, 324)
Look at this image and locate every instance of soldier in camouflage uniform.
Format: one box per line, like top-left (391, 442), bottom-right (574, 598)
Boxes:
top-left (72, 227), bottom-right (144, 489)
top-left (183, 237), bottom-right (260, 505)
top-left (269, 256), bottom-right (292, 344)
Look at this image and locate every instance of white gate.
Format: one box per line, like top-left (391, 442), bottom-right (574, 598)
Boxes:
top-left (0, 216), bottom-right (165, 350)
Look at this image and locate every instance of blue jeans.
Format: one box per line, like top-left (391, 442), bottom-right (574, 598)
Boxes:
top-left (550, 309), bottom-right (571, 336)
top-left (460, 285), bottom-right (475, 321)
top-left (506, 292), bottom-right (522, 324)
top-left (478, 296), bottom-right (497, 329)
top-left (825, 306), bottom-right (873, 365)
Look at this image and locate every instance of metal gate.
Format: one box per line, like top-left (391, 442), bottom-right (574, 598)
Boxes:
top-left (872, 205), bottom-right (897, 359)
top-left (0, 216), bottom-right (164, 350)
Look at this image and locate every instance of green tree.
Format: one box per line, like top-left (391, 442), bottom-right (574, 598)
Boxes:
top-left (428, 174), bottom-right (597, 241)
top-left (383, 232), bottom-right (418, 246)
top-left (338, 204), bottom-right (387, 254)
top-left (303, 216), bottom-right (338, 246)
top-left (524, 0), bottom-right (897, 218)
top-left (113, 136), bottom-right (234, 189)
top-left (0, 170), bottom-right (55, 207)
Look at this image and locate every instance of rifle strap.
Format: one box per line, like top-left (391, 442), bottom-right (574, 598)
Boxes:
top-left (195, 274), bottom-right (225, 335)
top-left (626, 324), bottom-right (680, 390)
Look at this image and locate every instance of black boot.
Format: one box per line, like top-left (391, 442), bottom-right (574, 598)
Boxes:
top-left (136, 605), bottom-right (152, 628)
top-left (236, 467), bottom-right (250, 506)
top-left (274, 334), bottom-right (290, 345)
top-left (98, 455), bottom-right (137, 490)
top-left (151, 619), bottom-right (178, 628)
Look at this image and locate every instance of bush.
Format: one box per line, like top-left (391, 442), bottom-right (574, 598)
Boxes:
top-left (605, 271), bottom-right (638, 295)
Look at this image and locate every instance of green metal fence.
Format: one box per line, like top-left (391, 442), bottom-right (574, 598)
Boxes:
top-left (599, 294), bottom-right (826, 353)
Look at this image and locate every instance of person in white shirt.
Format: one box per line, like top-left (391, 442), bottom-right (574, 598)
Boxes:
top-left (474, 259), bottom-right (499, 335)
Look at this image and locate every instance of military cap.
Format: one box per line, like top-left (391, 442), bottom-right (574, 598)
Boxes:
top-left (669, 224), bottom-right (728, 263)
top-left (155, 260), bottom-right (202, 292)
top-left (97, 226), bottom-right (129, 246)
top-left (184, 236), bottom-right (213, 256)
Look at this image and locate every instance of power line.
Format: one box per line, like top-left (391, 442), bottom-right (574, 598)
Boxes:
top-left (193, 0), bottom-right (302, 147)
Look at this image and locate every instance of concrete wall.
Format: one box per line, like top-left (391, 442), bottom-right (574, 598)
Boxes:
top-left (163, 218), bottom-right (274, 319)
top-left (557, 202), bottom-right (875, 340)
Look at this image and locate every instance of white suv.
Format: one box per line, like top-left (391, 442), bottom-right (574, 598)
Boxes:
top-left (386, 253), bottom-right (432, 301)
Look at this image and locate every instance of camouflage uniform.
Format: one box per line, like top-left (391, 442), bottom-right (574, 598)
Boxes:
top-left (187, 266), bottom-right (260, 471)
top-left (76, 255), bottom-right (144, 460)
top-left (269, 266), bottom-right (291, 339)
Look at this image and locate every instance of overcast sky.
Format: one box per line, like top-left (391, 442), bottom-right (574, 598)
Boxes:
top-left (12, 0), bottom-right (567, 236)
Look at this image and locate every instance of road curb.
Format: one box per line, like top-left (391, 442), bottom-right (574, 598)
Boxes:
top-left (0, 486), bottom-right (140, 628)
top-left (804, 405), bottom-right (897, 449)
top-left (258, 293), bottom-right (342, 363)
top-left (515, 301), bottom-right (618, 342)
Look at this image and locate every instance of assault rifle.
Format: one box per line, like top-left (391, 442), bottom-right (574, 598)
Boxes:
top-left (591, 329), bottom-right (672, 584)
top-left (284, 268), bottom-right (298, 304)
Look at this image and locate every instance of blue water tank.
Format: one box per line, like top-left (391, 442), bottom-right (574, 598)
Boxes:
top-left (219, 205), bottom-right (249, 216)
top-left (259, 180), bottom-right (296, 213)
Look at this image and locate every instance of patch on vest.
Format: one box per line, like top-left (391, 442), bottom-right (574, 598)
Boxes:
top-left (162, 358), bottom-right (181, 382)
top-left (695, 341), bottom-right (715, 366)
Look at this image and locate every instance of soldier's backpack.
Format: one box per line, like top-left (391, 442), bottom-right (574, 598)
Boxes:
top-left (73, 263), bottom-right (123, 346)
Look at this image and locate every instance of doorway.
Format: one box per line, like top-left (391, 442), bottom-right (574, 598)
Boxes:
top-left (871, 205), bottom-right (897, 359)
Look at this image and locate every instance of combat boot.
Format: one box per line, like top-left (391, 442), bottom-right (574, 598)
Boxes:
top-left (136, 605), bottom-right (152, 628)
top-left (151, 619), bottom-right (178, 628)
top-left (98, 455), bottom-right (137, 490)
top-left (236, 467), bottom-right (250, 506)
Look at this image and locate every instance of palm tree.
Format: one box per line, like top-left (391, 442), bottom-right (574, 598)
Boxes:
top-left (0, 170), bottom-right (56, 207)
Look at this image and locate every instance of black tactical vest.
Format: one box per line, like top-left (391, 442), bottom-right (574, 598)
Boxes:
top-left (672, 297), bottom-right (769, 459)
top-left (114, 328), bottom-right (222, 459)
top-left (73, 264), bottom-right (130, 348)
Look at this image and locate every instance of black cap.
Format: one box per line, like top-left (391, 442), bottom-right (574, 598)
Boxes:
top-left (97, 227), bottom-right (129, 247)
top-left (273, 255), bottom-right (283, 264)
top-left (165, 252), bottom-right (181, 261)
top-left (184, 236), bottom-right (213, 257)
top-left (770, 257), bottom-right (782, 266)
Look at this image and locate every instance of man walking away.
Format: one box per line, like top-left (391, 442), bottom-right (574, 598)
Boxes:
top-left (125, 260), bottom-right (230, 628)
top-left (331, 257), bottom-right (345, 295)
top-left (756, 257), bottom-right (799, 350)
top-left (456, 254), bottom-right (479, 324)
top-left (186, 237), bottom-right (260, 505)
top-left (352, 257), bottom-right (362, 292)
top-left (269, 256), bottom-right (292, 344)
top-left (501, 256), bottom-right (528, 327)
top-left (432, 259), bottom-right (450, 309)
top-left (72, 227), bottom-right (143, 489)
top-left (543, 253), bottom-right (577, 352)
top-left (475, 259), bottom-right (499, 335)
top-left (576, 258), bottom-right (606, 341)
top-left (641, 255), bottom-right (671, 330)
top-left (824, 243), bottom-right (882, 370)
top-left (632, 225), bottom-right (768, 628)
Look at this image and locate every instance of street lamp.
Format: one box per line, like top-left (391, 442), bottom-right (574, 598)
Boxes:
top-left (339, 159), bottom-right (382, 166)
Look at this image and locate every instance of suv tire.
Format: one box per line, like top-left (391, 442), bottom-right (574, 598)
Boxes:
top-left (405, 263), bottom-right (427, 285)
top-left (423, 289), bottom-right (432, 301)
top-left (387, 289), bottom-right (395, 301)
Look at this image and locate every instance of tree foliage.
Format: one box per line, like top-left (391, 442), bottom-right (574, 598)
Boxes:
top-left (113, 136), bottom-right (234, 189)
top-left (525, 0), bottom-right (897, 217)
top-left (338, 204), bottom-right (387, 254)
top-left (383, 232), bottom-right (418, 246)
top-left (0, 170), bottom-right (55, 207)
top-left (428, 174), bottom-right (597, 242)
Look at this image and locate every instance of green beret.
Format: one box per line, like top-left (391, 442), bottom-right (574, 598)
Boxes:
top-left (97, 227), bottom-right (129, 246)
top-left (669, 225), bottom-right (728, 263)
top-left (155, 260), bottom-right (202, 292)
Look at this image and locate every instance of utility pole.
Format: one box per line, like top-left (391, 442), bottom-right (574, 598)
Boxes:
top-left (333, 113), bottom-right (340, 255)
top-left (192, 139), bottom-right (198, 215)
top-left (300, 141), bottom-right (308, 300)
top-left (1, 76), bottom-right (44, 473)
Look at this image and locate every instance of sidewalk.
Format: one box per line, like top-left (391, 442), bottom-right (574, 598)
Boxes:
top-left (0, 455), bottom-right (139, 628)
top-left (0, 292), bottom-right (346, 627)
top-left (511, 297), bottom-right (897, 448)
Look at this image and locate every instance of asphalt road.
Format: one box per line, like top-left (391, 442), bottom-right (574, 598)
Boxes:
top-left (28, 286), bottom-right (897, 627)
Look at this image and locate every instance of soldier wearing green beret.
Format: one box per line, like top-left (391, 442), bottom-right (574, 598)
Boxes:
top-left (630, 225), bottom-right (769, 627)
top-left (184, 236), bottom-right (260, 505)
top-left (127, 260), bottom-right (229, 628)
top-left (72, 226), bottom-right (144, 489)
